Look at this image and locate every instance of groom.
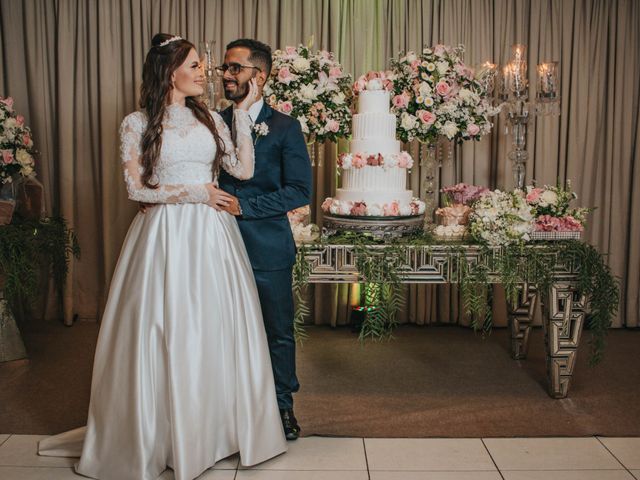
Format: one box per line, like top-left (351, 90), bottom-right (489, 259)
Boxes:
top-left (218, 38), bottom-right (312, 440)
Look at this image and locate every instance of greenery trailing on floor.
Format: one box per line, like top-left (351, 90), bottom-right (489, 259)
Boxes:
top-left (0, 215), bottom-right (80, 319)
top-left (293, 232), bottom-right (619, 364)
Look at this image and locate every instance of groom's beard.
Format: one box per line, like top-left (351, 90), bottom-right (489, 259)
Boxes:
top-left (223, 78), bottom-right (250, 102)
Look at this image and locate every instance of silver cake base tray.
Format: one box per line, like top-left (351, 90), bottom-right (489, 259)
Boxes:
top-left (323, 214), bottom-right (425, 238)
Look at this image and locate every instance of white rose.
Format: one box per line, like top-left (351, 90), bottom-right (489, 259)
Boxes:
top-left (384, 154), bottom-right (398, 169)
top-left (341, 155), bottom-right (353, 170)
top-left (406, 52), bottom-right (417, 63)
top-left (4, 117), bottom-right (17, 130)
top-left (329, 203), bottom-right (340, 215)
top-left (16, 149), bottom-right (33, 167)
top-left (339, 202), bottom-right (351, 215)
top-left (400, 112), bottom-right (418, 130)
top-left (441, 121), bottom-right (458, 139)
top-left (297, 116), bottom-right (309, 134)
top-left (332, 92), bottom-right (346, 105)
top-left (368, 204), bottom-right (383, 216)
top-left (292, 57), bottom-right (311, 72)
top-left (539, 190), bottom-right (558, 207)
top-left (366, 79), bottom-right (383, 90)
top-left (436, 61), bottom-right (450, 75)
top-left (399, 205), bottom-right (412, 216)
top-left (21, 165), bottom-right (34, 177)
top-left (418, 82), bottom-right (432, 97)
top-left (299, 84), bottom-right (318, 101)
top-left (458, 88), bottom-right (473, 102)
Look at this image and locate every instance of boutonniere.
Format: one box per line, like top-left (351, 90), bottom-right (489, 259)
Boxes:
top-left (253, 122), bottom-right (269, 144)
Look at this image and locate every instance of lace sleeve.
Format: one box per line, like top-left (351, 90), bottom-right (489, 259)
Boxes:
top-left (119, 112), bottom-right (209, 204)
top-left (213, 110), bottom-right (255, 180)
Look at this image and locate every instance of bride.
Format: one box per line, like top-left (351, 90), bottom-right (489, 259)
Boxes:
top-left (38, 33), bottom-right (287, 479)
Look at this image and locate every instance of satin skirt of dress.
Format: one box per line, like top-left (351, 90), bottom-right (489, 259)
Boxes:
top-left (38, 203), bottom-right (287, 480)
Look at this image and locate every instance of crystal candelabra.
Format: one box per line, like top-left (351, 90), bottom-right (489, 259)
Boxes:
top-left (482, 45), bottom-right (561, 189)
top-left (199, 40), bottom-right (219, 109)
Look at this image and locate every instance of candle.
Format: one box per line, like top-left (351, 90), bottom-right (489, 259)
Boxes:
top-left (537, 61), bottom-right (559, 101)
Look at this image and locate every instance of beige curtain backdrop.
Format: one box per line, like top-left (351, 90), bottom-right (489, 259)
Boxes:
top-left (1, 0), bottom-right (638, 328)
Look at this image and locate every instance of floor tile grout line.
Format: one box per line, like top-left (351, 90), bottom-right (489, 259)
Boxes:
top-left (596, 436), bottom-right (638, 476)
top-left (481, 438), bottom-right (506, 480)
top-left (362, 437), bottom-right (371, 480)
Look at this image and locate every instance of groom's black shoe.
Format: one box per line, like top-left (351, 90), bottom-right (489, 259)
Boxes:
top-left (280, 409), bottom-right (300, 440)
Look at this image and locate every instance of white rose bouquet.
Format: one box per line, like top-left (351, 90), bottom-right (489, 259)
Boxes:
top-left (0, 96), bottom-right (37, 185)
top-left (264, 44), bottom-right (353, 143)
top-left (469, 189), bottom-right (535, 246)
top-left (389, 44), bottom-right (499, 144)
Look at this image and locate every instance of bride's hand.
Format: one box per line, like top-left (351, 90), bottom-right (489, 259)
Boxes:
top-left (236, 78), bottom-right (259, 111)
top-left (205, 183), bottom-right (234, 210)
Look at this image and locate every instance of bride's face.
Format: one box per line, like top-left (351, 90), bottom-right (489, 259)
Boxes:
top-left (171, 48), bottom-right (205, 99)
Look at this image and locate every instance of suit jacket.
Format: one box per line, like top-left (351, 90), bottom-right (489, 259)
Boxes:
top-left (218, 103), bottom-right (312, 271)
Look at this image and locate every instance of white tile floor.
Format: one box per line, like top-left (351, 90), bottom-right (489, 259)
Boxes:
top-left (0, 435), bottom-right (638, 480)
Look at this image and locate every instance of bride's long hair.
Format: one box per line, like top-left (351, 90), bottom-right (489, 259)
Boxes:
top-left (139, 33), bottom-right (227, 189)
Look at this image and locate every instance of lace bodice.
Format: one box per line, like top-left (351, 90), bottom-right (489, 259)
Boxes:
top-left (119, 104), bottom-right (254, 204)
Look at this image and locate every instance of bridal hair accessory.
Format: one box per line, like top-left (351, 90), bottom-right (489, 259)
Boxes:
top-left (158, 36), bottom-right (182, 47)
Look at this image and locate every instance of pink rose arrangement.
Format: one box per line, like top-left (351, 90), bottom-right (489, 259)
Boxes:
top-left (337, 152), bottom-right (414, 170)
top-left (265, 44), bottom-right (353, 143)
top-left (321, 197), bottom-right (426, 217)
top-left (353, 70), bottom-right (395, 94)
top-left (1, 96), bottom-right (37, 185)
top-left (441, 183), bottom-right (488, 206)
top-left (389, 44), bottom-right (499, 143)
top-left (525, 182), bottom-right (591, 232)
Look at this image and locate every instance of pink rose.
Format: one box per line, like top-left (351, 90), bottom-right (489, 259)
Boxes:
top-left (279, 101), bottom-right (293, 114)
top-left (435, 81), bottom-right (451, 97)
top-left (22, 133), bottom-right (33, 147)
top-left (353, 77), bottom-right (367, 93)
top-left (321, 198), bottom-right (333, 211)
top-left (526, 188), bottom-right (544, 203)
top-left (367, 154), bottom-right (382, 166)
top-left (16, 115), bottom-right (25, 127)
top-left (562, 216), bottom-right (584, 231)
top-left (416, 109), bottom-right (436, 126)
top-left (433, 44), bottom-right (447, 57)
top-left (466, 123), bottom-right (480, 136)
top-left (285, 46), bottom-right (297, 55)
top-left (351, 202), bottom-right (367, 216)
top-left (0, 97), bottom-right (14, 110)
top-left (329, 66), bottom-right (342, 78)
top-left (392, 93), bottom-right (409, 109)
top-left (352, 153), bottom-right (366, 168)
top-left (397, 152), bottom-right (412, 168)
top-left (384, 201), bottom-right (400, 216)
top-left (2, 150), bottom-right (14, 164)
top-left (410, 60), bottom-right (420, 71)
top-left (326, 119), bottom-right (340, 133)
top-left (278, 66), bottom-right (293, 83)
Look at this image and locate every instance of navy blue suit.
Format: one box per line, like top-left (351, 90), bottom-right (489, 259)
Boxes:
top-left (218, 103), bottom-right (312, 409)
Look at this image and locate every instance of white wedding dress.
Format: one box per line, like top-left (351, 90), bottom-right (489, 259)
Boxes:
top-left (38, 104), bottom-right (287, 480)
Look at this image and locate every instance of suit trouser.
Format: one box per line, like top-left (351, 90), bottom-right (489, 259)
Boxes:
top-left (253, 267), bottom-right (299, 410)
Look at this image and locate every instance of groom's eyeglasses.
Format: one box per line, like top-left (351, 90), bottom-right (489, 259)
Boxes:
top-left (215, 63), bottom-right (261, 76)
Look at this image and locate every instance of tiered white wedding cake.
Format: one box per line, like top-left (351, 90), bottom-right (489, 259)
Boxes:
top-left (322, 81), bottom-right (425, 217)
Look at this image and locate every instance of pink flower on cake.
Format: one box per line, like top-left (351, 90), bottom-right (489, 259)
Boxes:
top-left (417, 109), bottom-right (436, 126)
top-left (367, 154), bottom-right (383, 167)
top-left (351, 202), bottom-right (367, 216)
top-left (435, 80), bottom-right (451, 97)
top-left (466, 123), bottom-right (480, 136)
top-left (2, 150), bottom-right (14, 164)
top-left (353, 77), bottom-right (367, 93)
top-left (392, 93), bottom-right (410, 109)
top-left (397, 152), bottom-right (413, 169)
top-left (384, 201), bottom-right (401, 216)
top-left (321, 198), bottom-right (333, 212)
top-left (352, 153), bottom-right (366, 168)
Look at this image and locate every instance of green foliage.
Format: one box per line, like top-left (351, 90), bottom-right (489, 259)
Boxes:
top-left (292, 245), bottom-right (312, 343)
top-left (0, 216), bottom-right (79, 318)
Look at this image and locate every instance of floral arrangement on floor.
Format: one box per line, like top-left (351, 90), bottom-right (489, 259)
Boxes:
top-left (264, 44), bottom-right (353, 143)
top-left (525, 182), bottom-right (590, 232)
top-left (337, 151), bottom-right (413, 170)
top-left (388, 45), bottom-right (499, 143)
top-left (0, 96), bottom-right (36, 185)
